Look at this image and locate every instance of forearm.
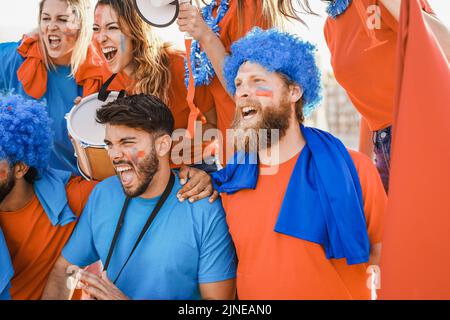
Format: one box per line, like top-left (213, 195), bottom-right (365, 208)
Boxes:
top-left (42, 256), bottom-right (74, 300)
top-left (379, 0), bottom-right (450, 61)
top-left (199, 30), bottom-right (231, 97)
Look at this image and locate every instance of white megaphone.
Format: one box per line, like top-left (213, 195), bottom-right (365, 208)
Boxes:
top-left (134, 0), bottom-right (201, 28)
top-left (134, 0), bottom-right (179, 28)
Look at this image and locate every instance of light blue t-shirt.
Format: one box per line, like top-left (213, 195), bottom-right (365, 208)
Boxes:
top-left (62, 173), bottom-right (237, 300)
top-left (0, 228), bottom-right (13, 300)
top-left (0, 41), bottom-right (82, 174)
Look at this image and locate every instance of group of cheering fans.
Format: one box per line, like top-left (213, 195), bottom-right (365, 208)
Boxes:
top-left (0, 0), bottom-right (449, 300)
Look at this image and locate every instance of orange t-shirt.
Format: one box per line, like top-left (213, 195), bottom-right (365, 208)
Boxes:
top-left (324, 0), bottom-right (434, 131)
top-left (221, 149), bottom-right (387, 299)
top-left (0, 177), bottom-right (96, 300)
top-left (208, 0), bottom-right (270, 163)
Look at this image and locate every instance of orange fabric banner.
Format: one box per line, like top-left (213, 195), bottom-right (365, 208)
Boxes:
top-left (380, 0), bottom-right (450, 299)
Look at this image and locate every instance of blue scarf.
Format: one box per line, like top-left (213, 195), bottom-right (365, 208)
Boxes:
top-left (212, 126), bottom-right (370, 265)
top-left (327, 0), bottom-right (352, 19)
top-left (34, 168), bottom-right (77, 226)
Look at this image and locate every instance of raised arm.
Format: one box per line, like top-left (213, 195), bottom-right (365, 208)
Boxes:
top-left (177, 3), bottom-right (229, 92)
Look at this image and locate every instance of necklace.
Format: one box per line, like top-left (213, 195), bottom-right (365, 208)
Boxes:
top-left (326, 0), bottom-right (352, 19)
top-left (184, 0), bottom-right (230, 87)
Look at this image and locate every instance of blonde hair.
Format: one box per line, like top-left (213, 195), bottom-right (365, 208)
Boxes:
top-left (96, 0), bottom-right (171, 104)
top-left (38, 0), bottom-right (93, 76)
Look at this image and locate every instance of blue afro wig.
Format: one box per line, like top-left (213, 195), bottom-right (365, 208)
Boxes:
top-left (0, 92), bottom-right (53, 172)
top-left (223, 27), bottom-right (322, 116)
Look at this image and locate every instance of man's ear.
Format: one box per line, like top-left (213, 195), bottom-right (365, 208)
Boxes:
top-left (290, 84), bottom-right (304, 104)
top-left (14, 162), bottom-right (30, 179)
top-left (154, 134), bottom-right (173, 157)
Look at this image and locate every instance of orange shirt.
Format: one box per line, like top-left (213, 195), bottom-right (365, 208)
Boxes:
top-left (0, 177), bottom-right (96, 300)
top-left (324, 0), bottom-right (433, 131)
top-left (221, 149), bottom-right (387, 299)
top-left (209, 0), bottom-right (270, 162)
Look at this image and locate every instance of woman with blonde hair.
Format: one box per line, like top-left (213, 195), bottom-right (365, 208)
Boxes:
top-left (0, 0), bottom-right (105, 174)
top-left (93, 0), bottom-right (219, 203)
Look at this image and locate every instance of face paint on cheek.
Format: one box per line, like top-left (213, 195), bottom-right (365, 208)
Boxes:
top-left (120, 34), bottom-right (126, 54)
top-left (0, 164), bottom-right (8, 180)
top-left (256, 86), bottom-right (274, 98)
top-left (137, 150), bottom-right (145, 160)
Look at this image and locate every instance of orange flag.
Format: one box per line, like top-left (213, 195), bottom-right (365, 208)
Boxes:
top-left (380, 0), bottom-right (450, 299)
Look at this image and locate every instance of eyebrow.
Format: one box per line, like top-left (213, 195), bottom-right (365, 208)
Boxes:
top-left (42, 13), bottom-right (70, 18)
top-left (94, 22), bottom-right (119, 27)
top-left (104, 137), bottom-right (137, 144)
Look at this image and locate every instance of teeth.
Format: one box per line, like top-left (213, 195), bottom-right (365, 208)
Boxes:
top-left (116, 167), bottom-right (132, 173)
top-left (102, 47), bottom-right (117, 54)
top-left (49, 35), bottom-right (61, 41)
top-left (242, 107), bottom-right (256, 114)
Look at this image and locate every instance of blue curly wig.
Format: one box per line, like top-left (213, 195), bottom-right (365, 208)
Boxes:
top-left (223, 27), bottom-right (322, 116)
top-left (0, 92), bottom-right (53, 172)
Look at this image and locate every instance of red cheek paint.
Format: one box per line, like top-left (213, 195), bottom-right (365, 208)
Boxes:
top-left (137, 150), bottom-right (145, 159)
top-left (255, 86), bottom-right (273, 98)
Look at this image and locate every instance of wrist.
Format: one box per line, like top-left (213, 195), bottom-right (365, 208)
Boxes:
top-left (198, 28), bottom-right (216, 44)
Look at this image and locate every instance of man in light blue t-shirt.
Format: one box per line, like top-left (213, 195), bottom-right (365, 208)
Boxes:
top-left (43, 94), bottom-right (236, 300)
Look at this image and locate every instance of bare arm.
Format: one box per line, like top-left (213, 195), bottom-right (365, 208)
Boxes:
top-left (199, 278), bottom-right (236, 300)
top-left (177, 3), bottom-right (230, 95)
top-left (42, 255), bottom-right (77, 300)
top-left (379, 0), bottom-right (450, 61)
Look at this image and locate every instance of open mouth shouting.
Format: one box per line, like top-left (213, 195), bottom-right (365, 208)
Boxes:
top-left (102, 46), bottom-right (118, 61)
top-left (115, 163), bottom-right (136, 187)
top-left (48, 34), bottom-right (62, 49)
top-left (241, 106), bottom-right (259, 121)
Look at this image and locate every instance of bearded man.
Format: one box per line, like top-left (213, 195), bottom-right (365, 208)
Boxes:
top-left (212, 28), bottom-right (387, 300)
top-left (43, 94), bottom-right (236, 300)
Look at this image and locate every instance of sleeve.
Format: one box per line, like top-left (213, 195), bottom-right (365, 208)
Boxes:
top-left (62, 187), bottom-right (100, 267)
top-left (194, 84), bottom-right (215, 114)
top-left (197, 200), bottom-right (237, 283)
top-left (0, 229), bottom-right (13, 301)
top-left (0, 283), bottom-right (11, 300)
top-left (349, 150), bottom-right (387, 245)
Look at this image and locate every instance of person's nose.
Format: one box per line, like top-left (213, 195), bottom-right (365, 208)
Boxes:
top-left (108, 145), bottom-right (124, 162)
top-left (48, 20), bottom-right (58, 32)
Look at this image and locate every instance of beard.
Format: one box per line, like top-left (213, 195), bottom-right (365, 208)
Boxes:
top-left (115, 149), bottom-right (160, 198)
top-left (0, 169), bottom-right (15, 204)
top-left (231, 96), bottom-right (292, 153)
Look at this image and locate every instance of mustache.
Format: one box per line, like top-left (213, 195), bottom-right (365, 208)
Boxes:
top-left (237, 99), bottom-right (262, 110)
top-left (112, 160), bottom-right (133, 166)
